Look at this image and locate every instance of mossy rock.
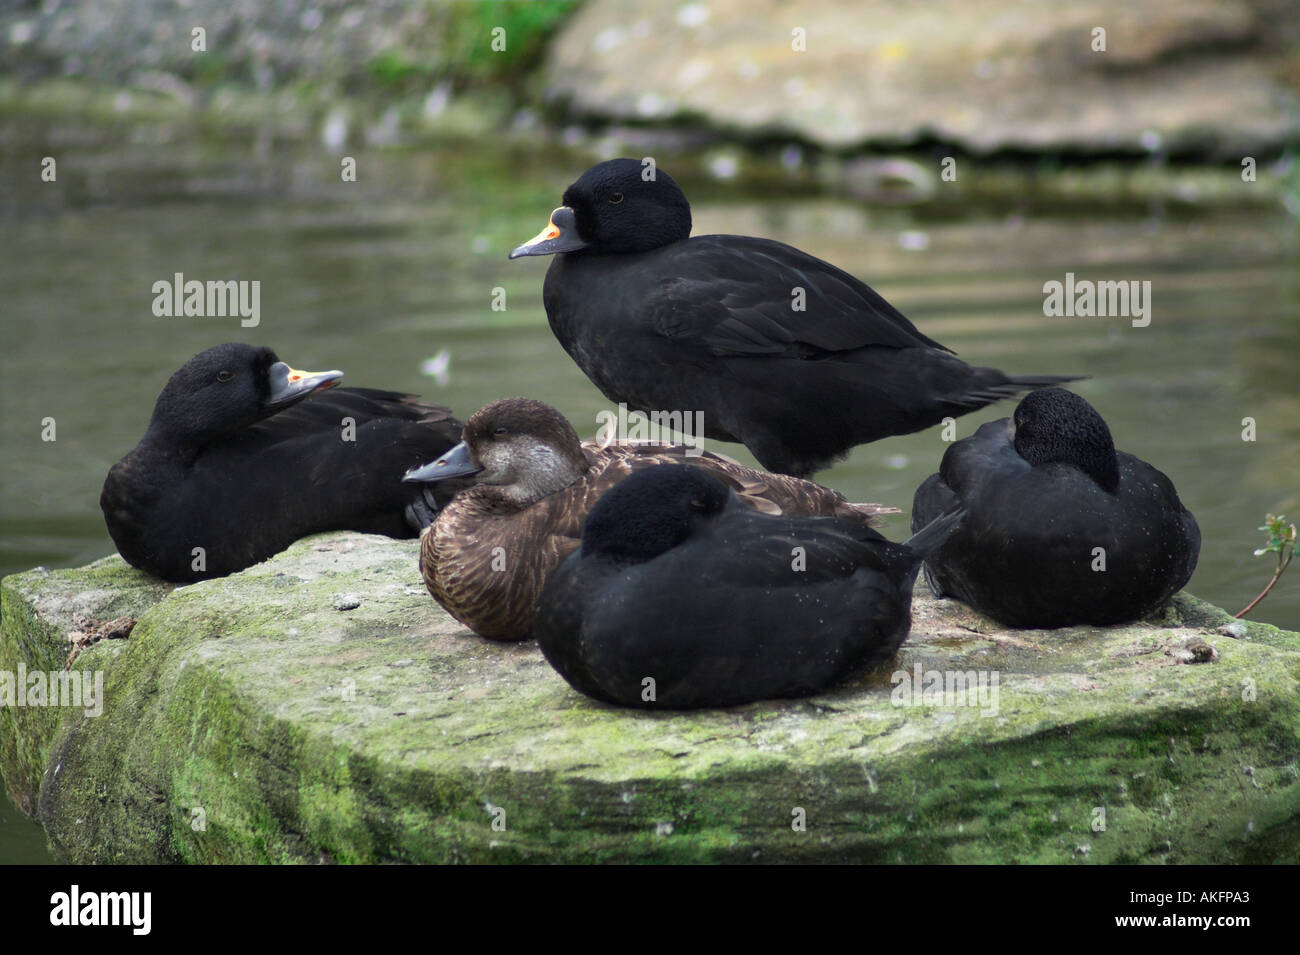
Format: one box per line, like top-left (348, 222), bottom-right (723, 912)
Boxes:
top-left (0, 557), bottom-right (174, 818)
top-left (2, 532), bottom-right (1297, 863)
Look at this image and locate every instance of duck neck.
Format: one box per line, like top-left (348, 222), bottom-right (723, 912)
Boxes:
top-left (1016, 435), bottom-right (1120, 493)
top-left (136, 421), bottom-right (207, 467)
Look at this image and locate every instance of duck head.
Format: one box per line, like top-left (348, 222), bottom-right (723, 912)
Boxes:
top-left (403, 397), bottom-right (590, 506)
top-left (581, 465), bottom-right (730, 563)
top-left (1012, 388), bottom-right (1120, 493)
top-left (509, 158), bottom-right (693, 259)
top-left (145, 343), bottom-right (342, 446)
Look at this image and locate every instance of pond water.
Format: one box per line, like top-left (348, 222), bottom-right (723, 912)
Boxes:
top-left (1, 119), bottom-right (1297, 863)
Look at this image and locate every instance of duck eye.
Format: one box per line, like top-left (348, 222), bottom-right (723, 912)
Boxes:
top-left (609, 193), bottom-right (624, 204)
top-left (217, 371), bottom-right (234, 382)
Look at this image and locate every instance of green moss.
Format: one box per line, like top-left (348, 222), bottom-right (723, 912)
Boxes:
top-left (3, 535), bottom-right (1298, 863)
top-left (364, 51), bottom-right (433, 92)
top-left (443, 0), bottom-right (583, 86)
top-left (0, 558), bottom-right (173, 818)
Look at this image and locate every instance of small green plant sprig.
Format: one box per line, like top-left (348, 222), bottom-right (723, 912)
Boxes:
top-left (1235, 514), bottom-right (1296, 619)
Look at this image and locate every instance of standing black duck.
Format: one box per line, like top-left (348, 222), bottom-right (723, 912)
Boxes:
top-left (510, 158), bottom-right (1080, 478)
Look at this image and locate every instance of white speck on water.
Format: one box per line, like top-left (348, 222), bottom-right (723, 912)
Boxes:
top-left (321, 112), bottom-right (347, 150)
top-left (423, 83), bottom-right (451, 118)
top-left (898, 230), bottom-right (930, 251)
top-left (707, 154), bottom-right (740, 180)
top-left (421, 348), bottom-right (452, 387)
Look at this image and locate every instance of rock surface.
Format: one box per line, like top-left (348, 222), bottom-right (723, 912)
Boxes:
top-left (0, 0), bottom-right (566, 89)
top-left (2, 532), bottom-right (1298, 863)
top-left (543, 0), bottom-right (1300, 156)
top-left (5, 1), bottom-right (1296, 158)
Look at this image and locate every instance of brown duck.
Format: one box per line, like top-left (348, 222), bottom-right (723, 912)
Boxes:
top-left (402, 397), bottom-right (896, 641)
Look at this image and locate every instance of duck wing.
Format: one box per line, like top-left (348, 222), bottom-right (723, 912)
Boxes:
top-left (245, 388), bottom-right (460, 442)
top-left (645, 235), bottom-right (953, 357)
top-left (578, 440), bottom-right (895, 523)
top-left (244, 388), bottom-right (465, 519)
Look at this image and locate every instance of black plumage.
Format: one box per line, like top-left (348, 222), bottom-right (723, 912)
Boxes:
top-left (511, 158), bottom-right (1080, 478)
top-left (101, 343), bottom-right (463, 582)
top-left (911, 388), bottom-right (1201, 628)
top-left (533, 465), bottom-right (962, 709)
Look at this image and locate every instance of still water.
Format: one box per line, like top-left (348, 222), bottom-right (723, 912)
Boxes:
top-left (1, 120), bottom-right (1297, 862)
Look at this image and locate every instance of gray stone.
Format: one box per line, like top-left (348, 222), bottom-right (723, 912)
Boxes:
top-left (542, 0), bottom-right (1300, 157)
top-left (2, 532), bottom-right (1298, 863)
top-left (332, 593), bottom-right (363, 611)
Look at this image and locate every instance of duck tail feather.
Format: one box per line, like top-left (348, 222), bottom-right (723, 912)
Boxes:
top-left (903, 507), bottom-right (965, 560)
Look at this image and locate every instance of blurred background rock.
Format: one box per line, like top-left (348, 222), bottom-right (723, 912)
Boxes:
top-left (546, 0), bottom-right (1300, 158)
top-left (3, 0), bottom-right (1297, 162)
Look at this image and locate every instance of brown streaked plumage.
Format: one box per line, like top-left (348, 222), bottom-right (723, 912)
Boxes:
top-left (405, 398), bottom-right (897, 641)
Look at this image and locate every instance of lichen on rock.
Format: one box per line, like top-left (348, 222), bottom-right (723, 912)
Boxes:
top-left (2, 531), bottom-right (1298, 863)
